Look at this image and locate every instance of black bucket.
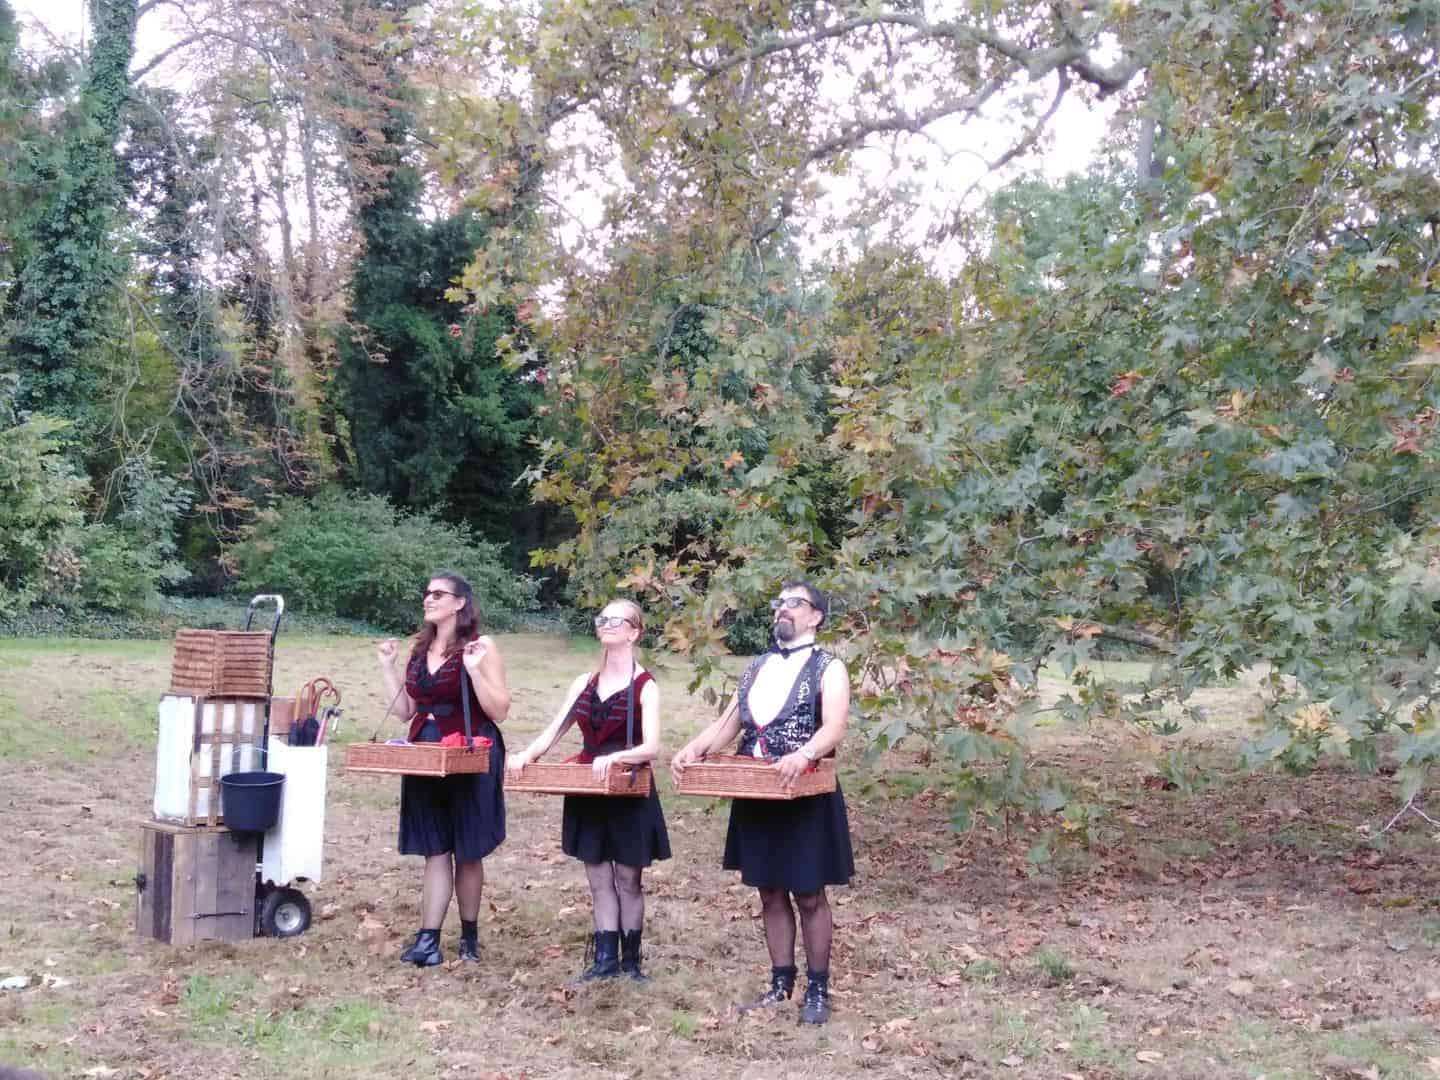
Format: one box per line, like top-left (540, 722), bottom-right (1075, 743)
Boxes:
top-left (220, 771), bottom-right (285, 832)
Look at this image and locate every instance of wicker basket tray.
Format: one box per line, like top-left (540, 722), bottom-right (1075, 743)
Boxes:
top-left (170, 629), bottom-right (273, 699)
top-left (507, 762), bottom-right (652, 797)
top-left (344, 740), bottom-right (491, 777)
top-left (675, 755), bottom-right (837, 800)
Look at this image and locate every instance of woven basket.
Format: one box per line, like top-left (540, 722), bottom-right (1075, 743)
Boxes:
top-left (675, 755), bottom-right (836, 800)
top-left (169, 629), bottom-right (273, 699)
top-left (507, 762), bottom-right (652, 797)
top-left (344, 740), bottom-right (491, 777)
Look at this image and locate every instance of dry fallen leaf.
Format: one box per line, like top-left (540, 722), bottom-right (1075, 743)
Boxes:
top-left (1136, 1050), bottom-right (1164, 1064)
top-left (418, 1019), bottom-right (452, 1034)
top-left (1226, 979), bottom-right (1255, 997)
top-left (1000, 1055), bottom-right (1024, 1067)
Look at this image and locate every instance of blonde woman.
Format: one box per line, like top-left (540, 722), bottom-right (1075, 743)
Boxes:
top-left (507, 599), bottom-right (670, 981)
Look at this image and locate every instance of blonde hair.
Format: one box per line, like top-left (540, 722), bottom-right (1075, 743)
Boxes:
top-left (593, 598), bottom-right (645, 679)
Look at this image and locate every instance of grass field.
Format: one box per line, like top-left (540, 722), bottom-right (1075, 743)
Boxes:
top-left (0, 633), bottom-right (1438, 1080)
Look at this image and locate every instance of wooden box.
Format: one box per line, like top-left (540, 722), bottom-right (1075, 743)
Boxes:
top-left (153, 696), bottom-right (267, 827)
top-left (675, 755), bottom-right (837, 800)
top-left (507, 762), bottom-right (652, 797)
top-left (136, 821), bottom-right (258, 945)
top-left (170, 629), bottom-right (273, 699)
top-left (344, 739), bottom-right (491, 777)
top-left (268, 696), bottom-right (295, 737)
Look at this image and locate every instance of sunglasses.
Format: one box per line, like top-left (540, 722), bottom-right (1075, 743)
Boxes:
top-left (594, 614), bottom-right (638, 629)
top-left (422, 589), bottom-right (458, 602)
top-left (770, 596), bottom-right (815, 611)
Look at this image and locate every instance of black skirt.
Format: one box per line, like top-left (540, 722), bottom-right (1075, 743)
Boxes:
top-left (561, 786), bottom-right (671, 868)
top-left (398, 724), bottom-right (506, 861)
top-left (722, 785), bottom-right (854, 893)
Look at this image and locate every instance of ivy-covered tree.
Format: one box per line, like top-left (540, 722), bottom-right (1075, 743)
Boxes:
top-left (0, 1), bottom-right (76, 315)
top-left (3, 0), bottom-right (137, 442)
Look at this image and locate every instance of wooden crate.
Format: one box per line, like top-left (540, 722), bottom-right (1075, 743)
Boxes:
top-left (170, 629), bottom-right (273, 699)
top-left (153, 696), bottom-right (267, 827)
top-left (675, 755), bottom-right (837, 800)
top-left (136, 821), bottom-right (258, 945)
top-left (507, 762), bottom-right (652, 797)
top-left (268, 696), bottom-right (295, 737)
top-left (344, 740), bottom-right (491, 777)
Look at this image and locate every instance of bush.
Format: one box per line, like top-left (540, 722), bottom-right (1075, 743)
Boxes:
top-left (61, 522), bottom-right (190, 612)
top-left (233, 491), bottom-right (538, 632)
top-left (0, 597), bottom-right (387, 640)
top-left (0, 401), bottom-right (88, 616)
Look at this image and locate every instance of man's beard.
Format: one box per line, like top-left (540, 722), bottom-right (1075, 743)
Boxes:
top-left (774, 617), bottom-right (796, 643)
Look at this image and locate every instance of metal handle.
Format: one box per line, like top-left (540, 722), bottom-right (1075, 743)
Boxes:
top-left (244, 594), bottom-right (285, 636)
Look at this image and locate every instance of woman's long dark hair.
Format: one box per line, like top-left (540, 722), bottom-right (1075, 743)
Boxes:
top-left (413, 570), bottom-right (481, 658)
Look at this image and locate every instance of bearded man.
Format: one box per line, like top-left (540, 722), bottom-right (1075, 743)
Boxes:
top-left (672, 580), bottom-right (854, 1025)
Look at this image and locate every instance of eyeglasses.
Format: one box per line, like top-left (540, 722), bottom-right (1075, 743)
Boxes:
top-left (594, 615), bottom-right (637, 629)
top-left (422, 589), bottom-right (458, 602)
top-left (770, 596), bottom-right (815, 611)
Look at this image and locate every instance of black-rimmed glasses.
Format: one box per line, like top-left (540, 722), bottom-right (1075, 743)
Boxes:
top-left (422, 589), bottom-right (458, 602)
top-left (594, 614), bottom-right (637, 629)
top-left (770, 596), bottom-right (814, 611)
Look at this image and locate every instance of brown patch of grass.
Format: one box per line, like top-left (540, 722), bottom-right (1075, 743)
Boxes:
top-left (1, 635), bottom-right (1438, 1079)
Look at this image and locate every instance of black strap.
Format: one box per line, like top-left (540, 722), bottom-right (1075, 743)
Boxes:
top-left (461, 665), bottom-right (473, 748)
top-left (624, 662), bottom-right (636, 750)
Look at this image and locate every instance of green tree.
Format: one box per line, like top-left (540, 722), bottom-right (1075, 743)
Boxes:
top-left (443, 0), bottom-right (1440, 808)
top-left (332, 56), bottom-right (542, 553)
top-left (3, 0), bottom-right (138, 441)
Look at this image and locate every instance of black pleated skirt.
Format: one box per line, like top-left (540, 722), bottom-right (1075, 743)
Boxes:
top-left (561, 786), bottom-right (671, 868)
top-left (398, 724), bottom-right (506, 862)
top-left (723, 785), bottom-right (854, 893)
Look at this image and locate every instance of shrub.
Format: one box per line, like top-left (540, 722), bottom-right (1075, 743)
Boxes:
top-left (233, 491), bottom-right (537, 632)
top-left (0, 401), bottom-right (88, 616)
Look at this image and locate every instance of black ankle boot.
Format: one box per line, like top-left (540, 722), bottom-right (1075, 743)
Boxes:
top-left (798, 969), bottom-right (831, 1025)
top-left (738, 965), bottom-right (797, 1011)
top-left (572, 930), bottom-right (620, 983)
top-left (458, 919), bottom-right (480, 963)
top-left (619, 929), bottom-right (650, 983)
top-left (400, 928), bottom-right (443, 967)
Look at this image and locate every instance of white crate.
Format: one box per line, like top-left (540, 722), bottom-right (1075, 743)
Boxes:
top-left (152, 695), bottom-right (265, 826)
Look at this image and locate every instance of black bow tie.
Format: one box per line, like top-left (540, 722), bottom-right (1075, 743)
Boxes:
top-left (771, 642), bottom-right (815, 660)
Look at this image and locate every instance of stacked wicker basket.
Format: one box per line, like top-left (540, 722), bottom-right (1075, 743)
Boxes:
top-left (169, 629), bottom-right (273, 700)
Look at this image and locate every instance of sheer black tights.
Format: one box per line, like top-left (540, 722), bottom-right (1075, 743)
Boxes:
top-left (585, 861), bottom-right (645, 932)
top-left (757, 887), bottom-right (832, 972)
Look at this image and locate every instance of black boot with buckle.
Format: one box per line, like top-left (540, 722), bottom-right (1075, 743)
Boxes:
top-left (798, 969), bottom-right (831, 1025)
top-left (619, 929), bottom-right (650, 983)
top-left (738, 965), bottom-right (797, 1012)
top-left (572, 930), bottom-right (621, 983)
top-left (400, 928), bottom-right (443, 967)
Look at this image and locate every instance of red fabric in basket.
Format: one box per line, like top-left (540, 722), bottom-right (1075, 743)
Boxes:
top-left (438, 732), bottom-right (493, 749)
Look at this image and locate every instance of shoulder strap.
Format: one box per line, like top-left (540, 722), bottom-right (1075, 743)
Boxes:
top-left (461, 665), bottom-right (473, 747)
top-left (624, 661), bottom-right (637, 750)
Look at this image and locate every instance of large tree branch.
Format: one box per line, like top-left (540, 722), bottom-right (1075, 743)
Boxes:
top-left (1092, 622), bottom-right (1178, 655)
top-left (691, 10), bottom-right (1144, 95)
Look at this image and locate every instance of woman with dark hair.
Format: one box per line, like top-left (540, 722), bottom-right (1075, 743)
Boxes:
top-left (376, 570), bottom-right (510, 966)
top-left (506, 598), bottom-right (670, 982)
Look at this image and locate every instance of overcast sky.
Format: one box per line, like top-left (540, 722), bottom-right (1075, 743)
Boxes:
top-left (10, 0), bottom-right (1118, 273)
